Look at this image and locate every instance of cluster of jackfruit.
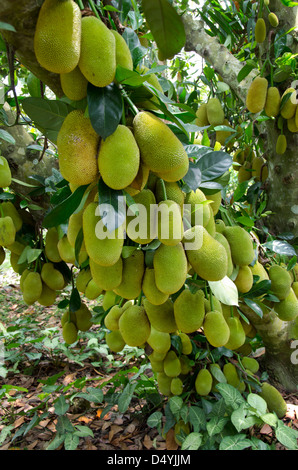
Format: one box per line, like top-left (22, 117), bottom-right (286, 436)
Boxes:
top-left (195, 97), bottom-right (225, 129)
top-left (61, 302), bottom-right (93, 344)
top-left (232, 146), bottom-right (268, 183)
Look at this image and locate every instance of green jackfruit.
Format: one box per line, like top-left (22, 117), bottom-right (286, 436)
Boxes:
top-left (85, 279), bottom-right (103, 300)
top-left (60, 66), bottom-right (88, 101)
top-left (0, 156), bottom-right (11, 188)
top-left (250, 260), bottom-right (269, 282)
top-left (255, 18), bottom-right (266, 43)
top-left (259, 382), bottom-right (287, 418)
top-left (104, 305), bottom-right (123, 331)
top-left (265, 87), bottom-right (280, 117)
top-left (195, 369), bottom-right (213, 396)
top-left (118, 305), bottom-right (150, 347)
top-left (214, 232), bottom-right (234, 277)
top-left (126, 189), bottom-right (158, 244)
top-left (34, 0), bottom-right (81, 74)
top-left (105, 330), bottom-right (126, 352)
top-left (224, 316), bottom-right (246, 350)
top-left (153, 242), bottom-right (187, 295)
top-left (22, 272), bottom-right (43, 305)
top-left (203, 310), bottom-right (230, 347)
top-left (147, 326), bottom-right (171, 354)
top-left (57, 110), bottom-right (99, 187)
top-left (113, 250), bottom-right (144, 300)
top-left (90, 256), bottom-right (123, 291)
top-left (206, 98), bottom-right (225, 126)
top-left (135, 65), bottom-right (164, 111)
top-left (234, 265), bottom-right (254, 293)
top-left (180, 355), bottom-right (193, 375)
top-left (268, 265), bottom-right (292, 300)
top-left (78, 16), bottom-right (116, 88)
top-left (157, 200), bottom-right (184, 246)
top-left (61, 310), bottom-right (77, 328)
top-left (125, 163), bottom-right (149, 196)
top-left (242, 356), bottom-right (259, 374)
top-left (170, 378), bottom-right (184, 396)
top-left (204, 206), bottom-right (216, 237)
top-left (155, 155), bottom-right (189, 183)
top-left (268, 12), bottom-right (279, 27)
top-left (102, 291), bottom-right (117, 311)
top-left (280, 88), bottom-right (296, 119)
top-left (215, 219), bottom-right (226, 233)
top-left (292, 282), bottom-right (298, 298)
top-left (223, 363), bottom-right (243, 390)
top-left (38, 283), bottom-right (57, 307)
top-left (41, 263), bottom-right (65, 291)
top-left (142, 268), bottom-right (169, 306)
top-left (195, 103), bottom-right (209, 127)
top-left (205, 191), bottom-right (222, 216)
top-left (246, 77), bottom-right (268, 114)
top-left (57, 235), bottom-right (75, 264)
top-left (155, 180), bottom-right (184, 208)
top-left (1, 202), bottom-right (22, 232)
top-left (184, 226), bottom-right (228, 281)
top-left (275, 134), bottom-right (287, 155)
top-left (67, 210), bottom-right (84, 249)
top-left (287, 116), bottom-right (298, 133)
top-left (184, 188), bottom-right (211, 227)
top-left (133, 111), bottom-right (189, 175)
top-left (0, 216), bottom-right (16, 247)
top-left (76, 268), bottom-right (92, 294)
top-left (111, 29), bottom-right (133, 71)
top-left (0, 246), bottom-right (5, 265)
top-left (143, 298), bottom-right (177, 333)
top-left (62, 321), bottom-right (78, 345)
top-left (98, 125), bottom-right (140, 190)
top-left (83, 202), bottom-right (124, 267)
top-left (178, 332), bottom-right (193, 355)
top-left (173, 289), bottom-right (205, 333)
top-left (74, 303), bottom-right (93, 331)
top-left (10, 252), bottom-right (27, 275)
top-left (274, 288), bottom-right (298, 321)
top-left (148, 354), bottom-right (164, 373)
top-left (238, 161), bottom-right (252, 183)
top-left (163, 350), bottom-right (181, 378)
top-left (222, 226), bottom-right (255, 267)
top-left (20, 269), bottom-right (31, 293)
top-left (157, 372), bottom-right (172, 396)
top-left (174, 421), bottom-right (190, 445)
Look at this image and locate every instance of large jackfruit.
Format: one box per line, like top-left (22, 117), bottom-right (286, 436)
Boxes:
top-left (234, 265), bottom-right (254, 293)
top-left (259, 382), bottom-right (287, 418)
top-left (111, 30), bottom-right (133, 71)
top-left (142, 268), bottom-right (169, 306)
top-left (206, 98), bottom-right (225, 126)
top-left (173, 289), bottom-right (205, 333)
top-left (90, 256), bottom-right (123, 291)
top-left (132, 112), bottom-right (189, 175)
top-left (113, 249), bottom-right (144, 300)
top-left (0, 216), bottom-right (16, 247)
top-left (184, 189), bottom-right (211, 227)
top-left (224, 316), bottom-right (246, 350)
top-left (171, 378), bottom-right (184, 396)
top-left (98, 125), bottom-right (140, 190)
top-left (223, 363), bottom-right (243, 390)
top-left (78, 16), bottom-right (116, 88)
top-left (118, 305), bottom-right (150, 347)
top-left (184, 226), bottom-right (228, 281)
top-left (254, 18), bottom-right (266, 43)
top-left (126, 188), bottom-right (158, 244)
top-left (155, 155), bottom-right (190, 183)
top-left (157, 200), bottom-right (184, 246)
top-left (34, 0), bottom-right (81, 74)
top-left (246, 77), bottom-right (268, 114)
top-left (264, 87), bottom-right (280, 117)
top-left (153, 242), bottom-right (187, 295)
top-left (222, 226), bottom-right (255, 267)
top-left (203, 310), bottom-right (230, 347)
top-left (268, 264), bottom-right (292, 300)
top-left (83, 202), bottom-right (124, 267)
top-left (147, 326), bottom-right (171, 355)
top-left (250, 260), bottom-right (269, 282)
top-left (0, 156), bottom-right (11, 188)
top-left (60, 66), bottom-right (88, 102)
top-left (143, 298), bottom-right (177, 333)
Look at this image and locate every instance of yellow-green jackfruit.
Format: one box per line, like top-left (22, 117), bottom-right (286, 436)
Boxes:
top-left (268, 12), bottom-right (279, 27)
top-left (113, 250), bottom-right (144, 300)
top-left (206, 98), bottom-right (225, 126)
top-left (153, 242), bottom-right (187, 295)
top-left (22, 272), bottom-right (43, 305)
top-left (118, 305), bottom-right (150, 347)
top-left (155, 180), bottom-right (184, 208)
top-left (246, 77), bottom-right (268, 114)
top-left (147, 326), bottom-right (171, 355)
top-left (274, 288), bottom-right (298, 321)
top-left (250, 260), bottom-right (269, 282)
top-left (0, 216), bottom-right (16, 247)
top-left (85, 279), bottom-right (103, 300)
top-left (0, 246), bottom-right (5, 265)
top-left (214, 232), bottom-right (233, 277)
top-left (111, 29), bottom-right (133, 71)
top-left (173, 289), bottom-right (205, 333)
top-left (163, 350), bottom-right (181, 378)
top-left (142, 268), bottom-right (169, 306)
top-left (105, 330), bottom-right (125, 352)
top-left (223, 363), bottom-right (244, 390)
top-left (259, 382), bottom-right (287, 418)
top-left (222, 226), bottom-right (255, 267)
top-left (74, 303), bottom-right (93, 331)
top-left (157, 372), bottom-right (172, 396)
top-left (0, 156), bottom-right (11, 188)
top-left (41, 262), bottom-right (65, 291)
top-left (104, 304), bottom-right (123, 331)
top-left (62, 321), bottom-right (78, 345)
top-left (242, 356), bottom-right (259, 374)
top-left (234, 265), bottom-right (254, 293)
top-left (1, 202), bottom-right (22, 232)
top-left (143, 298), bottom-right (177, 333)
top-left (280, 88), bottom-right (296, 119)
top-left (276, 134), bottom-right (287, 155)
top-left (184, 189), bottom-right (211, 227)
top-left (90, 256), bottom-right (123, 291)
top-left (203, 310), bottom-right (230, 347)
top-left (57, 235), bottom-right (75, 264)
top-left (38, 283), bottom-right (57, 307)
top-left (135, 65), bottom-right (164, 111)
top-left (170, 378), bottom-right (184, 396)
top-left (60, 66), bottom-right (88, 102)
top-left (224, 316), bottom-right (246, 350)
top-left (155, 155), bottom-right (190, 183)
top-left (126, 189), bottom-right (158, 245)
top-left (268, 264), bottom-right (292, 300)
top-left (255, 18), bottom-right (266, 43)
top-left (195, 369), bottom-right (213, 396)
top-left (195, 103), bottom-right (209, 127)
top-left (157, 199), bottom-right (184, 246)
top-left (265, 87), bottom-right (280, 117)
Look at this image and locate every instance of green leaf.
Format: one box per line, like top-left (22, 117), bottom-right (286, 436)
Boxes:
top-left (69, 288), bottom-right (81, 314)
top-left (197, 151), bottom-right (233, 182)
top-left (0, 22), bottom-right (16, 32)
top-left (262, 240), bottom-right (296, 257)
top-left (188, 406), bottom-right (206, 432)
top-left (206, 416), bottom-right (229, 437)
top-left (46, 433), bottom-right (65, 450)
top-left (208, 277), bottom-right (239, 306)
top-left (142, 0), bottom-right (186, 59)
top-left (87, 82), bottom-right (123, 140)
top-left (279, 0), bottom-right (298, 7)
top-left (43, 184), bottom-right (89, 228)
top-left (183, 161), bottom-right (201, 191)
top-left (215, 383), bottom-right (246, 409)
top-left (22, 97), bottom-right (73, 133)
top-left (247, 393), bottom-right (268, 415)
top-left (54, 396), bottom-right (70, 416)
top-left (181, 432), bottom-right (203, 450)
top-left (64, 432), bottom-right (80, 450)
top-left (237, 63), bottom-right (256, 83)
top-left (169, 396), bottom-right (183, 417)
top-left (243, 298), bottom-right (264, 318)
top-left (276, 420), bottom-right (298, 450)
top-left (147, 411), bottom-right (163, 429)
top-left (219, 434), bottom-right (252, 450)
top-left (0, 129), bottom-right (15, 145)
top-left (118, 383), bottom-right (137, 413)
top-left (76, 387), bottom-right (104, 404)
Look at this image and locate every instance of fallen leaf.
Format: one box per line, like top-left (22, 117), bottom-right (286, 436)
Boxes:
top-left (143, 434), bottom-right (153, 450)
top-left (166, 428), bottom-right (178, 450)
top-left (260, 424), bottom-right (273, 435)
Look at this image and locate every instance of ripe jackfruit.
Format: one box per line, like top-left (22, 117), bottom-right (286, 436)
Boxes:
top-left (78, 16), bottom-right (116, 88)
top-left (22, 272), bottom-right (43, 305)
top-left (57, 110), bottom-right (99, 187)
top-left (153, 242), bottom-right (187, 295)
top-left (147, 326), bottom-right (171, 355)
top-left (0, 216), bottom-right (16, 247)
top-left (173, 289), bottom-right (205, 333)
top-left (105, 330), bottom-right (126, 352)
top-left (268, 265), bottom-right (292, 300)
top-left (118, 305), bottom-right (150, 347)
top-left (62, 321), bottom-right (78, 345)
top-left (98, 125), bottom-right (140, 190)
top-left (274, 288), bottom-right (298, 321)
top-left (111, 29), bottom-right (133, 71)
top-left (275, 134), bottom-right (287, 155)
top-left (203, 310), bottom-right (230, 347)
top-left (206, 98), bottom-right (225, 126)
top-left (255, 18), bottom-right (266, 43)
top-left (184, 226), bottom-right (228, 281)
top-left (195, 369), bottom-right (213, 396)
top-left (83, 202), bottom-right (124, 267)
top-left (60, 66), bottom-right (88, 102)
top-left (224, 316), bottom-right (246, 350)
top-left (163, 350), bottom-right (181, 378)
top-left (132, 111), bottom-right (189, 175)
top-left (264, 87), bottom-right (280, 117)
top-left (280, 88), bottom-right (296, 119)
top-left (143, 298), bottom-right (177, 333)
top-left (34, 0), bottom-right (81, 74)
top-left (0, 156), bottom-right (11, 188)
top-left (142, 268), bottom-right (169, 306)
top-left (246, 77), bottom-right (268, 114)
top-left (222, 226), bottom-right (255, 267)
top-left (126, 189), bottom-right (158, 244)
top-left (184, 189), bottom-right (211, 227)
top-left (41, 262), bottom-right (65, 291)
top-left (157, 200), bottom-right (184, 246)
top-left (234, 265), bottom-right (253, 293)
top-left (113, 250), bottom-right (144, 300)
top-left (259, 382), bottom-right (287, 418)
top-left (90, 256), bottom-right (122, 291)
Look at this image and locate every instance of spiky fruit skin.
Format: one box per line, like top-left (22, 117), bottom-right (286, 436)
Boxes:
top-left (57, 110), bottom-right (99, 187)
top-left (85, 279), bottom-right (103, 300)
top-left (0, 156), bottom-right (11, 188)
top-left (171, 378), bottom-right (184, 396)
top-left (143, 298), bottom-right (177, 333)
top-left (62, 321), bottom-right (78, 345)
top-left (142, 268), bottom-right (169, 306)
top-left (41, 263), bottom-right (65, 291)
top-left (0, 216), bottom-right (16, 247)
top-left (195, 103), bottom-right (209, 127)
top-left (203, 310), bottom-right (230, 347)
top-left (255, 18), bottom-right (266, 43)
top-left (155, 180), bottom-right (184, 208)
top-left (184, 189), bottom-right (211, 227)
top-left (90, 257), bottom-right (123, 291)
top-left (34, 0), bottom-right (81, 74)
top-left (113, 250), bottom-right (144, 300)
top-left (147, 326), bottom-right (171, 355)
top-left (173, 289), bottom-right (205, 334)
top-left (268, 265), bottom-right (292, 300)
top-left (60, 66), bottom-right (88, 101)
top-left (222, 226), bottom-right (255, 267)
top-left (234, 265), bottom-right (254, 293)
top-left (281, 88), bottom-right (296, 119)
top-left (126, 189), bottom-right (158, 244)
top-left (206, 98), bottom-right (225, 126)
top-left (104, 305), bottom-right (123, 331)
top-left (111, 29), bottom-right (133, 71)
top-left (195, 369), bottom-right (213, 396)
top-left (224, 317), bottom-right (246, 350)
top-left (178, 332), bottom-right (193, 355)
top-left (163, 350), bottom-right (181, 378)
top-left (265, 87), bottom-right (280, 117)
top-left (79, 16), bottom-right (116, 87)
top-left (274, 288), bottom-right (298, 322)
top-left (98, 125), bottom-right (140, 190)
top-left (153, 242), bottom-right (187, 295)
top-left (246, 77), bottom-right (268, 114)
top-left (132, 112), bottom-right (189, 175)
top-left (74, 303), bottom-right (93, 331)
top-left (259, 383), bottom-right (287, 418)
top-left (155, 155), bottom-right (189, 183)
top-left (119, 305), bottom-right (150, 347)
top-left (184, 226), bottom-right (228, 282)
top-left (157, 200), bottom-right (183, 246)
top-left (105, 330), bottom-right (125, 352)
top-left (23, 272), bottom-right (43, 305)
top-left (206, 191), bottom-right (222, 216)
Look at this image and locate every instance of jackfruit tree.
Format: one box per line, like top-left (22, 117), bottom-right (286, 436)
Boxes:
top-left (0, 0), bottom-right (297, 450)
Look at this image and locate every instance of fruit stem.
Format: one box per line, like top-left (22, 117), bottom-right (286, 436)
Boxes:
top-left (158, 179), bottom-right (167, 201)
top-left (137, 292), bottom-right (142, 306)
top-left (119, 85), bottom-right (139, 116)
top-left (209, 293), bottom-right (214, 311)
top-left (88, 0), bottom-right (101, 19)
top-left (76, 0), bottom-right (84, 9)
top-left (0, 204), bottom-right (4, 218)
top-left (119, 297), bottom-right (125, 307)
top-left (230, 305), bottom-right (234, 318)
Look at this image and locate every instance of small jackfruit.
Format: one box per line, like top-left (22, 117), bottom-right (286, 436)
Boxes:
top-left (213, 232), bottom-right (234, 277)
top-left (147, 326), bottom-right (171, 354)
top-left (34, 0), bottom-right (81, 74)
top-left (157, 372), bottom-right (172, 396)
top-left (255, 18), bottom-right (266, 43)
top-left (180, 355), bottom-right (193, 375)
top-left (195, 369), bottom-right (213, 396)
top-left (41, 262), bottom-right (65, 291)
top-left (85, 279), bottom-right (103, 300)
top-left (178, 332), bottom-right (193, 355)
top-left (265, 87), bottom-right (280, 117)
top-left (74, 303), bottom-right (93, 331)
top-left (259, 382), bottom-right (287, 418)
top-left (268, 12), bottom-right (279, 27)
top-left (234, 265), bottom-right (254, 293)
top-left (223, 363), bottom-right (243, 389)
top-left (173, 289), bottom-right (205, 333)
top-left (57, 235), bottom-right (75, 264)
top-left (205, 191), bottom-right (222, 216)
top-left (222, 226), bottom-right (255, 267)
top-left (246, 77), bottom-right (268, 114)
top-left (203, 310), bottom-right (230, 347)
top-left (113, 250), bottom-right (144, 300)
top-left (250, 261), bottom-right (269, 282)
top-left (163, 350), bottom-right (181, 378)
top-left (62, 321), bottom-right (78, 345)
top-left (104, 305), bottom-right (123, 331)
top-left (135, 65), bottom-right (164, 111)
top-left (275, 134), bottom-right (287, 155)
top-left (142, 268), bottom-right (169, 306)
top-left (155, 180), bottom-right (184, 208)
top-left (242, 356), bottom-right (259, 374)
top-left (143, 298), bottom-right (177, 333)
top-left (118, 305), bottom-right (150, 347)
top-left (105, 330), bottom-right (125, 352)
top-left (78, 16), bottom-right (116, 88)
top-left (274, 288), bottom-right (298, 321)
top-left (157, 200), bottom-right (184, 246)
top-left (184, 188), bottom-right (211, 227)
top-left (195, 103), bottom-right (209, 127)
top-left (90, 256), bottom-right (123, 291)
top-left (60, 66), bottom-right (88, 102)
top-left (153, 242), bottom-right (187, 295)
top-left (38, 283), bottom-right (57, 307)
top-left (170, 378), bottom-right (184, 396)
top-left (206, 98), bottom-right (225, 126)
top-left (224, 316), bottom-right (246, 350)
top-left (268, 265), bottom-right (292, 300)
top-left (287, 115), bottom-right (298, 133)
top-left (1, 202), bottom-right (22, 232)
top-left (76, 268), bottom-right (92, 294)
top-left (102, 291), bottom-right (117, 311)
top-left (0, 156), bottom-right (11, 188)
top-left (22, 272), bottom-right (43, 305)
top-left (280, 88), bottom-right (296, 119)
top-left (0, 216), bottom-right (16, 247)
top-left (126, 189), bottom-right (158, 244)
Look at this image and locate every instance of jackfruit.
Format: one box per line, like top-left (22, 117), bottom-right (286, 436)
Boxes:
top-left (275, 134), bottom-right (287, 155)
top-left (180, 355), bottom-right (193, 375)
top-left (133, 111), bottom-right (189, 175)
top-left (255, 18), bottom-right (266, 43)
top-left (34, 0), bottom-right (81, 74)
top-left (1, 202), bottom-right (23, 232)
top-left (0, 156), bottom-right (11, 188)
top-left (67, 210), bottom-right (84, 248)
top-left (184, 226), bottom-right (228, 281)
top-left (173, 289), bottom-right (205, 333)
top-left (157, 200), bottom-right (184, 246)
top-left (223, 363), bottom-right (244, 391)
top-left (174, 421), bottom-right (190, 445)
top-left (124, 163), bottom-right (149, 196)
top-left (102, 291), bottom-right (117, 311)
top-left (142, 268), bottom-right (169, 305)
top-left (38, 283), bottom-right (57, 307)
top-left (234, 265), bottom-right (254, 293)
top-left (20, 269), bottom-right (31, 293)
top-left (74, 303), bottom-right (93, 331)
top-left (111, 29), bottom-right (133, 71)
top-left (62, 321), bottom-right (78, 345)
top-left (104, 304), bottom-right (123, 331)
top-left (118, 305), bottom-right (150, 347)
top-left (157, 372), bottom-right (172, 396)
top-left (105, 330), bottom-right (126, 352)
top-left (222, 226), bottom-right (255, 266)
top-left (274, 288), bottom-right (298, 321)
top-left (215, 219), bottom-right (226, 233)
top-left (57, 110), bottom-right (99, 187)
top-left (155, 180), bottom-right (184, 208)
top-left (178, 332), bottom-right (193, 355)
top-left (268, 265), bottom-right (292, 300)
top-left (251, 156), bottom-right (267, 182)
top-left (163, 350), bottom-right (181, 378)
top-left (264, 87), bottom-right (280, 117)
top-left (170, 378), bottom-right (184, 396)
top-left (85, 279), bottom-right (103, 300)
top-left (113, 250), bottom-right (144, 300)
top-left (41, 262), bottom-right (65, 291)
top-left (153, 242), bottom-right (187, 295)
top-left (238, 161), bottom-right (252, 183)
top-left (184, 189), bottom-right (211, 227)
top-left (143, 298), bottom-right (177, 333)
top-left (195, 103), bottom-right (209, 127)
top-left (76, 268), bottom-right (92, 294)
top-left (155, 155), bottom-right (189, 183)
top-left (287, 116), bottom-right (298, 133)
top-left (10, 252), bottom-right (27, 275)
top-left (0, 246), bottom-right (5, 265)
top-left (98, 125), bottom-right (140, 190)
top-left (268, 12), bottom-right (279, 27)
top-left (213, 232), bottom-right (234, 277)
top-left (0, 216), bottom-right (16, 247)
top-left (195, 369), bottom-right (213, 396)
top-left (135, 65), bottom-right (164, 111)
top-left (250, 260), bottom-right (269, 282)
top-left (203, 310), bottom-right (230, 347)
top-left (280, 88), bottom-right (296, 119)
top-left (83, 202), bottom-right (124, 267)
top-left (205, 191), bottom-right (222, 216)
top-left (246, 77), bottom-right (268, 114)
top-left (57, 235), bottom-right (75, 264)
top-left (233, 149), bottom-right (246, 171)
top-left (78, 16), bottom-right (116, 88)
top-left (22, 272), bottom-right (43, 305)
top-left (61, 310), bottom-right (77, 328)
top-left (206, 98), bottom-right (225, 126)
top-left (90, 256), bottom-right (122, 291)
top-left (204, 206), bottom-right (216, 237)
top-left (242, 356), bottom-right (259, 374)
top-left (147, 326), bottom-right (171, 354)
top-left (60, 66), bottom-right (88, 102)
top-left (259, 382), bottom-right (287, 418)
top-left (126, 189), bottom-right (158, 245)
top-left (224, 316), bottom-right (246, 350)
